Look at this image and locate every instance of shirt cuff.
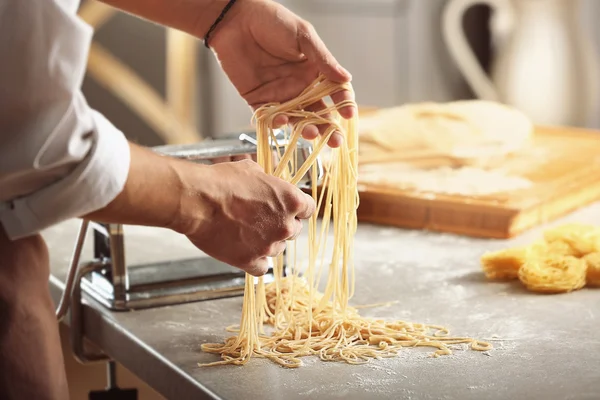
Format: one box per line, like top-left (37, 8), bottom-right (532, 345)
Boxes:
top-left (0, 111), bottom-right (131, 240)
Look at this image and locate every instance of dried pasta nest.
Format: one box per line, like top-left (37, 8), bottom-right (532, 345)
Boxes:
top-left (481, 223), bottom-right (600, 293)
top-left (481, 246), bottom-right (531, 280)
top-left (518, 255), bottom-right (587, 294)
top-left (537, 239), bottom-right (580, 257)
top-left (543, 223), bottom-right (600, 257)
top-left (481, 240), bottom-right (573, 280)
top-left (583, 252), bottom-right (600, 287)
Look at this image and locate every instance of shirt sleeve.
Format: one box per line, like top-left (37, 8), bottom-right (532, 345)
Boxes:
top-left (0, 0), bottom-right (131, 240)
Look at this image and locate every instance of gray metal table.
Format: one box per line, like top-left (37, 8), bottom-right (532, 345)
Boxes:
top-left (44, 205), bottom-right (600, 400)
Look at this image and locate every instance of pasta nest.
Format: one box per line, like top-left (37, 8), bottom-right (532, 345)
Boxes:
top-left (583, 252), bottom-right (600, 287)
top-left (518, 255), bottom-right (587, 294)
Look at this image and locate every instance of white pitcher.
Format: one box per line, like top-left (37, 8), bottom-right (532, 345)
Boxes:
top-left (442, 0), bottom-right (600, 127)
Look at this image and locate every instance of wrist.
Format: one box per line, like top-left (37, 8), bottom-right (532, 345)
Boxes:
top-left (193, 0), bottom-right (241, 41)
top-left (196, 0), bottom-right (257, 51)
top-left (167, 160), bottom-right (218, 237)
top-left (84, 143), bottom-right (186, 231)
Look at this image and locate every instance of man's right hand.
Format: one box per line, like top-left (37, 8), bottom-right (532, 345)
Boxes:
top-left (85, 143), bottom-right (315, 277)
top-left (174, 159), bottom-right (316, 276)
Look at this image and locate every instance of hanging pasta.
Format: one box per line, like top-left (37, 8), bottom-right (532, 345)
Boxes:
top-left (199, 76), bottom-right (491, 368)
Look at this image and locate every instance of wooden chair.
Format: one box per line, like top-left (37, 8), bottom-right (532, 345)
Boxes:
top-left (78, 0), bottom-right (203, 144)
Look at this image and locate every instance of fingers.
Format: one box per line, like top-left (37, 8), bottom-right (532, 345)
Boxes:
top-left (295, 21), bottom-right (355, 124)
top-left (244, 237), bottom-right (288, 277)
top-left (243, 219), bottom-right (301, 276)
top-left (303, 100), bottom-right (343, 147)
top-left (280, 180), bottom-right (315, 219)
top-left (295, 191), bottom-right (316, 220)
top-left (269, 241), bottom-right (288, 256)
top-left (331, 88), bottom-right (356, 120)
top-left (272, 114), bottom-right (289, 127)
top-left (285, 99), bottom-right (325, 141)
top-left (267, 85), bottom-right (352, 149)
top-left (286, 100), bottom-right (342, 147)
top-left (287, 218), bottom-right (303, 241)
top-left (299, 122), bottom-right (319, 141)
top-left (297, 21), bottom-right (352, 84)
top-left (292, 100), bottom-right (343, 148)
top-left (243, 257), bottom-right (270, 277)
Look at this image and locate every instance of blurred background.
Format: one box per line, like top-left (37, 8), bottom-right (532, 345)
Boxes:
top-left (81, 0), bottom-right (600, 148)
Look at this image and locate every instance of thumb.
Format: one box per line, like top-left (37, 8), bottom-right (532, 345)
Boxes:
top-left (297, 21), bottom-right (352, 83)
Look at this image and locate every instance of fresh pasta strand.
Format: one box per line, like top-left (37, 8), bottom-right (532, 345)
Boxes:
top-left (199, 76), bottom-right (491, 368)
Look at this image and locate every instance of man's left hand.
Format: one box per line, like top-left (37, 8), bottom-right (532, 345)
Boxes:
top-left (202, 0), bottom-right (355, 148)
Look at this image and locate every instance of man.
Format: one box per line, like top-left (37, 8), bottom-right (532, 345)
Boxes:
top-left (0, 0), bottom-right (355, 398)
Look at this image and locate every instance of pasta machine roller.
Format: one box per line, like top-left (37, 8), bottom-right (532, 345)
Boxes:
top-left (55, 130), bottom-right (324, 324)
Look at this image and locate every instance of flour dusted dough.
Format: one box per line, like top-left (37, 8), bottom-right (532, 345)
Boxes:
top-left (358, 163), bottom-right (532, 196)
top-left (360, 100), bottom-right (534, 159)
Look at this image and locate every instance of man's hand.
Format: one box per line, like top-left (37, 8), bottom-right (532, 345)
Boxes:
top-left (175, 159), bottom-right (315, 276)
top-left (86, 143), bottom-right (314, 277)
top-left (100, 0), bottom-right (354, 145)
top-left (204, 0), bottom-right (355, 148)
top-left (86, 1), bottom-right (346, 275)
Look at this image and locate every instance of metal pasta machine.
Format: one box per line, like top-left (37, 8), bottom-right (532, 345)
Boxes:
top-left (55, 129), bottom-right (323, 322)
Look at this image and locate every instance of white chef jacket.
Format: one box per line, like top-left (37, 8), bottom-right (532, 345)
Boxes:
top-left (0, 0), bottom-right (131, 240)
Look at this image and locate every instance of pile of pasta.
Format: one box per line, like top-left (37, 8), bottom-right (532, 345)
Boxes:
top-left (199, 76), bottom-right (491, 368)
top-left (481, 223), bottom-right (600, 293)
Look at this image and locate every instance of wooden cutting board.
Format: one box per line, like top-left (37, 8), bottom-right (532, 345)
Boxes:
top-left (356, 125), bottom-right (600, 239)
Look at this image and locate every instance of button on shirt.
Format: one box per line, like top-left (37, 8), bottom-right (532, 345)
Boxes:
top-left (0, 0), bottom-right (130, 239)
